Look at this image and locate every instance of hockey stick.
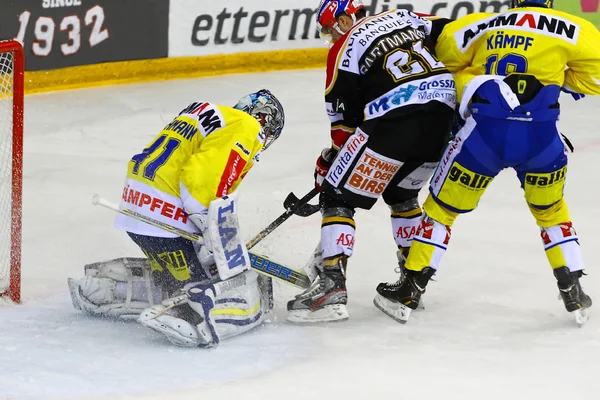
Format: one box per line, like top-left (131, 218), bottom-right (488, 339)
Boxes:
top-left (245, 187), bottom-right (319, 249)
top-left (92, 195), bottom-right (311, 289)
top-left (283, 189), bottom-right (320, 217)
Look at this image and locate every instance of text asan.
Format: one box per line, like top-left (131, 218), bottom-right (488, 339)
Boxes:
top-left (336, 233), bottom-right (355, 247)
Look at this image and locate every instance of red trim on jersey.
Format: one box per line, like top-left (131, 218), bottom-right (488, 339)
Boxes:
top-left (331, 127), bottom-right (354, 149)
top-left (217, 150), bottom-right (247, 197)
top-left (325, 31), bottom-right (353, 89)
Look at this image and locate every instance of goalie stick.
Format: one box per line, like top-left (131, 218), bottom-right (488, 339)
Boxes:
top-left (92, 195), bottom-right (311, 289)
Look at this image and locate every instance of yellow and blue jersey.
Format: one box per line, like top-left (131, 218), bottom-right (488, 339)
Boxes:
top-left (435, 7), bottom-right (600, 101)
top-left (115, 102), bottom-right (264, 237)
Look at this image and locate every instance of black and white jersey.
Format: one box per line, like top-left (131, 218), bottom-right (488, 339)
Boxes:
top-left (325, 10), bottom-right (455, 150)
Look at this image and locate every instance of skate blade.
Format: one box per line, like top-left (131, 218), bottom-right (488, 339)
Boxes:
top-left (373, 294), bottom-right (412, 324)
top-left (287, 304), bottom-right (349, 324)
top-left (573, 308), bottom-right (589, 327)
top-left (67, 278), bottom-right (82, 311)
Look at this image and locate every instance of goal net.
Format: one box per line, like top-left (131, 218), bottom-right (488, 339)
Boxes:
top-left (0, 40), bottom-right (24, 304)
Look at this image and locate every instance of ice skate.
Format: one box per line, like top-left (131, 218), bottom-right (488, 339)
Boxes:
top-left (387, 250), bottom-right (426, 310)
top-left (287, 257), bottom-right (348, 324)
top-left (554, 267), bottom-right (592, 326)
top-left (374, 267), bottom-right (435, 324)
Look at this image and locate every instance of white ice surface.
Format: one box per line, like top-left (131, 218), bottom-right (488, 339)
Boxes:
top-left (1, 70), bottom-right (600, 400)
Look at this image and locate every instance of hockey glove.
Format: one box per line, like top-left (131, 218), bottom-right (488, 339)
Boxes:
top-left (315, 147), bottom-right (337, 191)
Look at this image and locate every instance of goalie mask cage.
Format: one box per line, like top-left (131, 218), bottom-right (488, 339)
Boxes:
top-left (0, 40), bottom-right (24, 304)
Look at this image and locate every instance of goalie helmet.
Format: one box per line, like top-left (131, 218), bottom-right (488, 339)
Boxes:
top-left (510, 0), bottom-right (553, 8)
top-left (234, 89), bottom-right (285, 150)
top-left (316, 0), bottom-right (365, 38)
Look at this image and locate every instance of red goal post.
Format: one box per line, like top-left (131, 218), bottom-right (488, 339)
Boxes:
top-left (0, 40), bottom-right (24, 304)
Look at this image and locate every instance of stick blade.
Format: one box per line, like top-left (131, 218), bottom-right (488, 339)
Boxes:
top-left (284, 192), bottom-right (320, 217)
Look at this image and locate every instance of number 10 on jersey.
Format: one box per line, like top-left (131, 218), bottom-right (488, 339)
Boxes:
top-left (485, 53), bottom-right (528, 76)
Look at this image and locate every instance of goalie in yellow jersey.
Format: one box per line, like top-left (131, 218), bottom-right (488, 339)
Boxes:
top-left (374, 0), bottom-right (600, 326)
top-left (68, 90), bottom-right (285, 347)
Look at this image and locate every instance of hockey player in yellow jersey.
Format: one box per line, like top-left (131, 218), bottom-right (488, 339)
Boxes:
top-left (375, 0), bottom-right (599, 326)
top-left (434, 0), bottom-right (600, 100)
top-left (114, 95), bottom-right (280, 240)
top-left (68, 90), bottom-right (286, 347)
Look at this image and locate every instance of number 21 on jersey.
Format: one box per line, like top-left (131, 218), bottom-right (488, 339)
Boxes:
top-left (384, 40), bottom-right (446, 82)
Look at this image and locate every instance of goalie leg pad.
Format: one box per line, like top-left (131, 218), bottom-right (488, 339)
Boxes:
top-left (189, 270), bottom-right (265, 342)
top-left (68, 258), bottom-right (164, 320)
top-left (139, 270), bottom-right (265, 347)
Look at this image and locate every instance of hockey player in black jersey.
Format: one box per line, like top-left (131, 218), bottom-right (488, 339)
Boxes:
top-left (287, 0), bottom-right (455, 323)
